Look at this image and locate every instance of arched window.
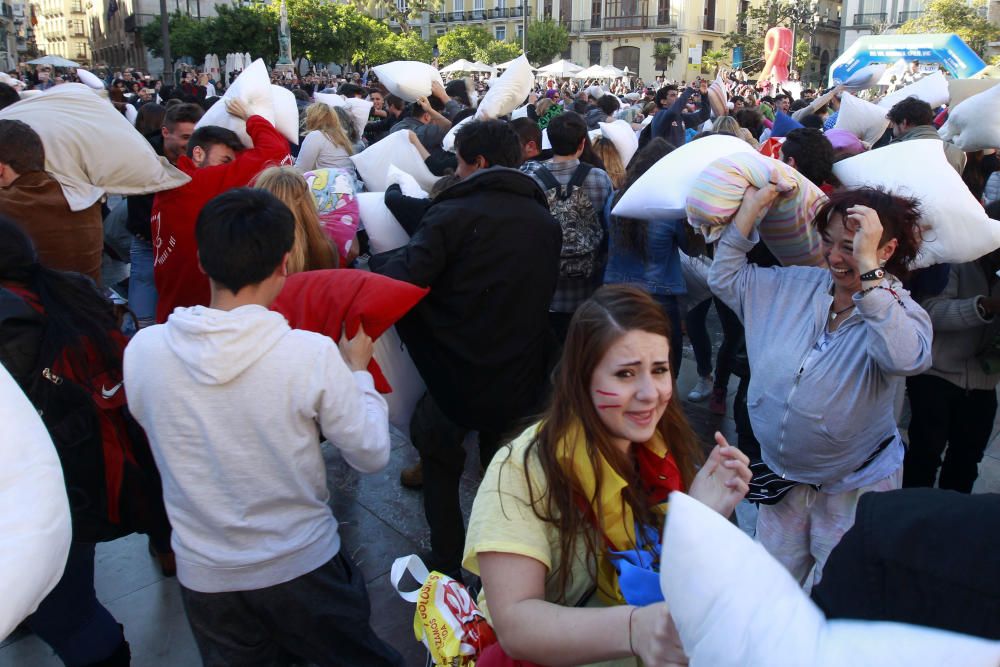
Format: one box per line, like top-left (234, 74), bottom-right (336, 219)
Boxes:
top-left (613, 45), bottom-right (639, 74)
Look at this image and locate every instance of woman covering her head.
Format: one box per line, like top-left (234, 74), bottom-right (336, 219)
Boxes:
top-left (464, 285), bottom-right (751, 666)
top-left (253, 166), bottom-right (338, 273)
top-left (709, 185), bottom-right (932, 589)
top-left (294, 102), bottom-right (356, 173)
top-left (0, 217), bottom-right (173, 665)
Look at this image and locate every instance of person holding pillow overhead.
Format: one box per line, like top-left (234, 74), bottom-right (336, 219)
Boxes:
top-left (464, 285), bottom-right (751, 666)
top-left (709, 184), bottom-right (932, 589)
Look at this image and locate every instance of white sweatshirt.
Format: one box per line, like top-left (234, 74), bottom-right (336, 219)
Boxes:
top-left (124, 304), bottom-right (390, 593)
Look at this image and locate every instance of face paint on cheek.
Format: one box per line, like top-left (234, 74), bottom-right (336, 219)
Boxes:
top-left (595, 390), bottom-right (619, 397)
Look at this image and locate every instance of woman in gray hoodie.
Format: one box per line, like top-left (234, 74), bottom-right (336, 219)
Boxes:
top-left (709, 184), bottom-right (932, 589)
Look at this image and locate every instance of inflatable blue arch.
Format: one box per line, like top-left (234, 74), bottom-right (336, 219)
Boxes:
top-left (829, 33), bottom-right (987, 86)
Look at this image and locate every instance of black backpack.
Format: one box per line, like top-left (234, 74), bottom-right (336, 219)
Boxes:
top-left (534, 164), bottom-right (604, 280)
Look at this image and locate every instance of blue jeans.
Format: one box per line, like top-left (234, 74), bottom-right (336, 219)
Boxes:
top-left (27, 542), bottom-right (124, 666)
top-left (653, 294), bottom-right (683, 378)
top-left (128, 237), bottom-right (158, 327)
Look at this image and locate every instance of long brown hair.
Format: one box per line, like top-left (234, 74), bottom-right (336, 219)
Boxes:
top-left (611, 138), bottom-right (675, 260)
top-left (521, 285), bottom-right (703, 601)
top-left (253, 167), bottom-right (337, 273)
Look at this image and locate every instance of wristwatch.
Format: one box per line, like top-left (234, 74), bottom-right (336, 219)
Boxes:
top-left (859, 268), bottom-right (885, 282)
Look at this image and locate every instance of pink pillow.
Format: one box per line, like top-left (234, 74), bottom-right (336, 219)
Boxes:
top-left (303, 168), bottom-right (359, 261)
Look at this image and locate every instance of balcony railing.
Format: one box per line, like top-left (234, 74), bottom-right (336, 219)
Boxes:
top-left (896, 9), bottom-right (923, 22)
top-left (818, 16), bottom-right (840, 28)
top-left (852, 11), bottom-right (887, 25)
top-left (703, 16), bottom-right (725, 31)
top-left (604, 14), bottom-right (649, 29)
top-left (429, 5), bottom-right (525, 21)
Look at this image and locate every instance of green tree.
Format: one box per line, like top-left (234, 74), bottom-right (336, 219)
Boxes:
top-left (475, 39), bottom-right (522, 65)
top-left (210, 4), bottom-right (276, 65)
top-left (898, 0), bottom-right (1000, 56)
top-left (141, 12), bottom-right (212, 62)
top-left (263, 0), bottom-right (386, 65)
top-left (356, 30), bottom-right (434, 66)
top-left (793, 37), bottom-right (810, 74)
top-left (349, 0), bottom-right (443, 33)
top-left (436, 25), bottom-right (492, 63)
top-left (652, 40), bottom-right (677, 76)
top-left (525, 19), bottom-right (569, 66)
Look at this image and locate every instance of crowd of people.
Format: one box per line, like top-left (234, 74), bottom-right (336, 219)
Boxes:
top-left (1, 53), bottom-right (1000, 667)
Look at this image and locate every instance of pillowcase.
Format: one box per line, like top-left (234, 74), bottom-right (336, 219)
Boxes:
top-left (832, 139), bottom-right (1000, 268)
top-left (599, 119), bottom-right (639, 166)
top-left (76, 68), bottom-right (104, 90)
top-left (124, 103), bottom-right (137, 126)
top-left (947, 78), bottom-right (999, 108)
top-left (612, 134), bottom-right (757, 220)
top-left (824, 129), bottom-right (866, 157)
top-left (195, 59), bottom-right (300, 146)
top-left (351, 130), bottom-right (440, 192)
top-left (475, 55), bottom-right (533, 120)
top-left (938, 81), bottom-right (1000, 152)
top-left (708, 73), bottom-right (728, 118)
top-left (511, 105), bottom-right (530, 120)
top-left (770, 111), bottom-right (803, 138)
top-left (314, 92), bottom-right (373, 139)
top-left (373, 61), bottom-right (443, 102)
top-left (686, 151), bottom-right (827, 266)
top-left (302, 168), bottom-right (360, 260)
top-left (357, 192), bottom-right (411, 253)
top-left (878, 70), bottom-right (949, 109)
top-left (270, 269), bottom-right (428, 394)
top-left (372, 325), bottom-right (427, 431)
top-left (0, 83), bottom-right (191, 211)
top-left (840, 63), bottom-right (887, 90)
top-left (442, 116), bottom-right (473, 153)
top-left (660, 491), bottom-right (1000, 667)
top-left (833, 92), bottom-right (889, 146)
top-left (386, 164), bottom-right (429, 198)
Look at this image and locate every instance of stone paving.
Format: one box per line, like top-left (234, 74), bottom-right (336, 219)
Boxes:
top-left (3, 339), bottom-right (999, 667)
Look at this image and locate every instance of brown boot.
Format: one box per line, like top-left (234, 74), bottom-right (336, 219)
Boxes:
top-left (400, 461), bottom-right (423, 489)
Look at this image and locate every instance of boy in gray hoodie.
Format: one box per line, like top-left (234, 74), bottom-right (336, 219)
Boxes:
top-left (124, 189), bottom-right (401, 666)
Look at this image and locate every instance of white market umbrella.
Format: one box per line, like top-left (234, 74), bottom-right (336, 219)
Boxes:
top-left (244, 53), bottom-right (252, 70)
top-left (440, 58), bottom-right (476, 74)
top-left (27, 55), bottom-right (81, 68)
top-left (537, 59), bottom-right (583, 77)
top-left (496, 57), bottom-right (535, 71)
top-left (574, 64), bottom-right (620, 79)
top-left (470, 61), bottom-right (496, 74)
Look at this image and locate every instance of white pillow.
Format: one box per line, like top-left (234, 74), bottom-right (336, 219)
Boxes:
top-left (947, 78), bottom-right (1000, 108)
top-left (386, 164), bottom-right (429, 199)
top-left (0, 365), bottom-right (71, 639)
top-left (708, 73), bottom-right (728, 118)
top-left (841, 63), bottom-right (887, 90)
top-left (833, 92), bottom-right (889, 145)
top-left (0, 83), bottom-right (191, 211)
top-left (599, 119), bottom-right (639, 166)
top-left (373, 61), bottom-right (443, 102)
top-left (587, 128), bottom-right (602, 144)
top-left (938, 82), bottom-right (1000, 152)
top-left (270, 84), bottom-right (300, 145)
top-left (511, 105), bottom-right (530, 120)
top-left (475, 54), bottom-right (533, 120)
top-left (832, 139), bottom-right (1000, 268)
top-left (541, 128), bottom-right (551, 150)
top-left (660, 491), bottom-right (1000, 667)
top-left (372, 325), bottom-right (426, 433)
top-left (124, 103), bottom-right (138, 126)
top-left (314, 92), bottom-right (373, 139)
top-left (879, 70), bottom-right (949, 109)
top-left (612, 134), bottom-right (756, 221)
top-left (76, 68), bottom-right (104, 90)
top-left (585, 84), bottom-right (605, 99)
top-left (442, 116), bottom-right (473, 153)
top-left (351, 130), bottom-right (440, 192)
top-left (196, 58), bottom-right (274, 147)
top-left (357, 191), bottom-right (410, 253)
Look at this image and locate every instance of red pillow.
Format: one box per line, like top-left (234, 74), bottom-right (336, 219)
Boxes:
top-left (270, 269), bottom-right (429, 393)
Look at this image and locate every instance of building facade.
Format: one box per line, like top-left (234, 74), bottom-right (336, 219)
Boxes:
top-left (31, 0), bottom-right (90, 64)
top-left (2, 1), bottom-right (16, 70)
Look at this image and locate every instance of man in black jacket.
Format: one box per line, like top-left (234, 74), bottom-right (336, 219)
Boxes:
top-left (648, 79), bottom-right (710, 148)
top-left (369, 120), bottom-right (562, 577)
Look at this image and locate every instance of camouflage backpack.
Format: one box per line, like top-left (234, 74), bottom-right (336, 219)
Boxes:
top-left (534, 164), bottom-right (604, 279)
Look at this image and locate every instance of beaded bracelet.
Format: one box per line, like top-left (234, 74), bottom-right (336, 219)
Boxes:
top-left (857, 285), bottom-right (905, 307)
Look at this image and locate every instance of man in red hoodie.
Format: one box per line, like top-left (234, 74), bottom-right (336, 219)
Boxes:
top-left (152, 99), bottom-right (291, 323)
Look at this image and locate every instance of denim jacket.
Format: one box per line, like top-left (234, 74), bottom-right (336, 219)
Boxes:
top-left (603, 197), bottom-right (688, 296)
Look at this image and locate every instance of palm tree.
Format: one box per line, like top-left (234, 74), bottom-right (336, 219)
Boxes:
top-left (703, 48), bottom-right (729, 76)
top-left (652, 41), bottom-right (677, 78)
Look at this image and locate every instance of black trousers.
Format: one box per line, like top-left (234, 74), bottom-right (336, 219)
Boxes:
top-left (409, 392), bottom-right (509, 574)
top-left (180, 552), bottom-right (403, 667)
top-left (903, 374), bottom-right (998, 493)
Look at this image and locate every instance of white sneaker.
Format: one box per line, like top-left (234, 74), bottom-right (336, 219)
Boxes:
top-left (687, 376), bottom-right (714, 402)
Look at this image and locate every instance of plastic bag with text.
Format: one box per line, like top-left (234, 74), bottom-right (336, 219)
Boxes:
top-left (390, 554), bottom-right (497, 665)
